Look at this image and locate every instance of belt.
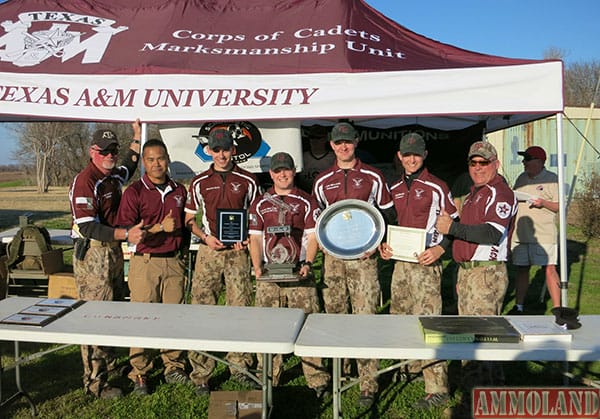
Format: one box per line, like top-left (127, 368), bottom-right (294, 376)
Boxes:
top-left (134, 252), bottom-right (176, 258)
top-left (459, 260), bottom-right (504, 269)
top-left (89, 239), bottom-right (120, 248)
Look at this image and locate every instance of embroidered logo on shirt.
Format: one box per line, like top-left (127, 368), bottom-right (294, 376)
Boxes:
top-left (496, 202), bottom-right (512, 219)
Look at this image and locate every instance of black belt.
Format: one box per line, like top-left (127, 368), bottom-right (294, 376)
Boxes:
top-left (134, 252), bottom-right (176, 258)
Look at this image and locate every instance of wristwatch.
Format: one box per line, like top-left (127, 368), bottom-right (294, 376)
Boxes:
top-left (302, 261), bottom-right (313, 268)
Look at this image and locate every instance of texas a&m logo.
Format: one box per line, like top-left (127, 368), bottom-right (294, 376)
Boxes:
top-left (0, 11), bottom-right (127, 67)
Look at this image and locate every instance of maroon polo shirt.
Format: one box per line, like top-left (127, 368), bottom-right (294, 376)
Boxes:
top-left (452, 174), bottom-right (517, 262)
top-left (312, 159), bottom-right (393, 210)
top-left (116, 173), bottom-right (187, 254)
top-left (185, 164), bottom-right (259, 236)
top-left (70, 160), bottom-right (132, 232)
top-left (248, 187), bottom-right (320, 264)
top-left (390, 167), bottom-right (458, 247)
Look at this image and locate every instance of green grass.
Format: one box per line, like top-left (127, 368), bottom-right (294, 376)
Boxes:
top-left (2, 227), bottom-right (600, 418)
top-left (0, 179), bottom-right (28, 188)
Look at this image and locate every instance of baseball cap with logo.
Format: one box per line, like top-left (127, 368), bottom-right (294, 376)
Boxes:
top-left (92, 129), bottom-right (118, 150)
top-left (518, 146), bottom-right (546, 161)
top-left (330, 122), bottom-right (358, 142)
top-left (468, 141), bottom-right (498, 161)
top-left (399, 133), bottom-right (426, 157)
top-left (208, 129), bottom-right (234, 150)
top-left (270, 152), bottom-right (295, 171)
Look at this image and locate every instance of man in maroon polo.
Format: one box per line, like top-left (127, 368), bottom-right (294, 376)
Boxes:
top-left (312, 122), bottom-right (394, 409)
top-left (116, 139), bottom-right (189, 395)
top-left (69, 120), bottom-right (145, 399)
top-left (184, 128), bottom-right (260, 395)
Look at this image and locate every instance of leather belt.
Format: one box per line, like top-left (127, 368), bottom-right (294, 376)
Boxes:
top-left (458, 260), bottom-right (503, 269)
top-left (134, 252), bottom-right (176, 258)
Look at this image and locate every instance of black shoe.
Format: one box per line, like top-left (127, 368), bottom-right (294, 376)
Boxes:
top-left (507, 305), bottom-right (524, 315)
top-left (132, 375), bottom-right (149, 396)
top-left (358, 391), bottom-right (375, 408)
top-left (164, 368), bottom-right (191, 385)
top-left (413, 392), bottom-right (449, 409)
top-left (195, 383), bottom-right (210, 396)
top-left (314, 385), bottom-right (331, 399)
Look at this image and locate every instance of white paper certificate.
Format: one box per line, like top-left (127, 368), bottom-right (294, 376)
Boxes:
top-left (386, 225), bottom-right (427, 262)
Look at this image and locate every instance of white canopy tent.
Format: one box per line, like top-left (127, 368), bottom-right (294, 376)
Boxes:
top-left (0, 0), bottom-right (567, 304)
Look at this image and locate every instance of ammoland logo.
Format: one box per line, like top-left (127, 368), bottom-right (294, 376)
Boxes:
top-left (473, 387), bottom-right (600, 418)
top-left (0, 11), bottom-right (127, 67)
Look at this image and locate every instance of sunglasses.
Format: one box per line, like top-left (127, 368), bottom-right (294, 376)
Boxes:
top-left (95, 147), bottom-right (119, 156)
top-left (522, 155), bottom-right (537, 162)
top-left (468, 159), bottom-right (494, 167)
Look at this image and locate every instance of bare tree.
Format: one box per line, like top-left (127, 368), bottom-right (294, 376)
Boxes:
top-left (564, 61), bottom-right (600, 106)
top-left (544, 47), bottom-right (600, 107)
top-left (14, 122), bottom-right (89, 192)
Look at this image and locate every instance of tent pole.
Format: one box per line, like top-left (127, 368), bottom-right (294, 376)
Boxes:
top-left (139, 122), bottom-right (148, 176)
top-left (556, 113), bottom-right (568, 307)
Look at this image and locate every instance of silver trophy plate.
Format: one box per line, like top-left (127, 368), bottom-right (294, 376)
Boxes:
top-left (315, 199), bottom-right (385, 259)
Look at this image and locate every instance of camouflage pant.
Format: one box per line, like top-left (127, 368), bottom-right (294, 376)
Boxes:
top-left (457, 263), bottom-right (508, 316)
top-left (188, 245), bottom-right (253, 385)
top-left (322, 254), bottom-right (379, 393)
top-left (73, 243), bottom-right (124, 394)
top-left (127, 255), bottom-right (186, 381)
top-left (391, 260), bottom-right (448, 394)
top-left (255, 280), bottom-right (330, 389)
top-left (457, 263), bottom-right (509, 391)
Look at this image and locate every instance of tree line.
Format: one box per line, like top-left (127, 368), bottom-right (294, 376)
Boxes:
top-left (7, 56), bottom-right (600, 193)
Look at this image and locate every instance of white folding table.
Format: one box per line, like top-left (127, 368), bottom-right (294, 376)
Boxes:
top-left (0, 296), bottom-right (306, 418)
top-left (294, 313), bottom-right (600, 419)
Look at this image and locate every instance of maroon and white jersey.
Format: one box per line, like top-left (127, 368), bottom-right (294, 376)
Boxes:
top-left (391, 168), bottom-right (458, 248)
top-left (248, 187), bottom-right (320, 264)
top-left (69, 160), bottom-right (134, 238)
top-left (453, 174), bottom-right (517, 262)
top-left (185, 164), bottom-right (259, 236)
top-left (116, 174), bottom-right (187, 254)
top-left (312, 159), bottom-right (393, 210)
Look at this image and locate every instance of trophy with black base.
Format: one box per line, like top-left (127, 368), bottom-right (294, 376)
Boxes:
top-left (259, 193), bottom-right (302, 282)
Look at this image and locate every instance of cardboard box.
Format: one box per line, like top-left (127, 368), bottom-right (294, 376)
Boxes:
top-left (208, 391), bottom-right (262, 419)
top-left (41, 249), bottom-right (64, 274)
top-left (48, 271), bottom-right (79, 299)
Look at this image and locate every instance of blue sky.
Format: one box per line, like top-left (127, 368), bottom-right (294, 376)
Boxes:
top-left (365, 0), bottom-right (600, 63)
top-left (1, 0), bottom-right (599, 165)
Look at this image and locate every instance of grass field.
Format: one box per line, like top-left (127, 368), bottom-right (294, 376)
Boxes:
top-left (1, 184), bottom-right (599, 419)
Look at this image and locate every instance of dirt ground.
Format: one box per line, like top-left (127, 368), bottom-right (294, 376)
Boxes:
top-left (0, 186), bottom-right (71, 230)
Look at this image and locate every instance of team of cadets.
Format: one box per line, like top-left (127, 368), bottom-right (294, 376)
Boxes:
top-left (71, 120), bottom-right (521, 410)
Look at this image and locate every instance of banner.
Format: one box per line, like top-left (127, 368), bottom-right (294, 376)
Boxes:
top-left (160, 120), bottom-right (302, 177)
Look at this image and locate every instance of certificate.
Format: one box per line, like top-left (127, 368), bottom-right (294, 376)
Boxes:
top-left (216, 208), bottom-right (247, 244)
top-left (386, 225), bottom-right (427, 262)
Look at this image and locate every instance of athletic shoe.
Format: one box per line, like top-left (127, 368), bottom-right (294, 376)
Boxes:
top-left (195, 383), bottom-right (210, 396)
top-left (164, 368), bottom-right (190, 385)
top-left (413, 392), bottom-right (449, 409)
top-left (96, 385), bottom-right (123, 399)
top-left (314, 385), bottom-right (331, 399)
top-left (233, 373), bottom-right (261, 389)
top-left (358, 391), bottom-right (375, 408)
top-left (132, 375), bottom-right (149, 396)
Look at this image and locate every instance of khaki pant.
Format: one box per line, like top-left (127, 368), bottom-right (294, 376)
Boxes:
top-left (127, 254), bottom-right (186, 381)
